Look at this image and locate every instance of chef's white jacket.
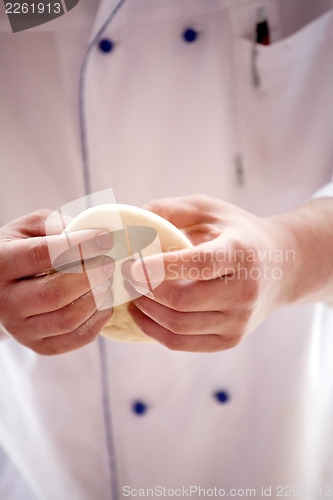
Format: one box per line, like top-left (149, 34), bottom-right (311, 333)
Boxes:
top-left (0, 1), bottom-right (333, 499)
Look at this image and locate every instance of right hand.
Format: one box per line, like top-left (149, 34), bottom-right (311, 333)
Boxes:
top-left (0, 210), bottom-right (114, 355)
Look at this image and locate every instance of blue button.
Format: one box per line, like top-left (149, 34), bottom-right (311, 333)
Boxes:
top-left (183, 28), bottom-right (199, 43)
top-left (99, 38), bottom-right (114, 53)
top-left (132, 401), bottom-right (147, 415)
top-left (214, 390), bottom-right (230, 404)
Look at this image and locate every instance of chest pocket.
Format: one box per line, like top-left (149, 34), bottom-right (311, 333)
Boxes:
top-left (230, 0), bottom-right (333, 214)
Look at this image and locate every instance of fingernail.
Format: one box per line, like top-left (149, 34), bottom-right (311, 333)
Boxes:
top-left (131, 262), bottom-right (150, 282)
top-left (121, 259), bottom-right (135, 280)
top-left (131, 260), bottom-right (164, 283)
top-left (137, 288), bottom-right (154, 299)
top-left (104, 258), bottom-right (114, 276)
top-left (128, 279), bottom-right (154, 298)
top-left (97, 231), bottom-right (113, 250)
top-left (98, 292), bottom-right (114, 311)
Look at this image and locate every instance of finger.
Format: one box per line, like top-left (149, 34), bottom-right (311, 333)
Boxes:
top-left (21, 279), bottom-right (112, 339)
top-left (11, 256), bottom-right (114, 316)
top-left (14, 209), bottom-right (56, 237)
top-left (2, 229), bottom-right (113, 279)
top-left (142, 276), bottom-right (259, 312)
top-left (132, 293), bottom-right (228, 335)
top-left (15, 208), bottom-right (73, 238)
top-left (130, 235), bottom-right (246, 282)
top-left (128, 304), bottom-right (241, 352)
top-left (143, 194), bottom-right (218, 229)
top-left (52, 230), bottom-right (113, 270)
top-left (122, 262), bottom-right (155, 300)
top-left (29, 308), bottom-right (113, 355)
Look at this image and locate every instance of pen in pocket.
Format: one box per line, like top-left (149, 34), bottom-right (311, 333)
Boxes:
top-left (252, 6), bottom-right (270, 87)
top-left (256, 7), bottom-right (270, 45)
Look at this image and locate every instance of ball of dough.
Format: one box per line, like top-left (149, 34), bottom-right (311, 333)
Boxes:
top-left (64, 204), bottom-right (192, 343)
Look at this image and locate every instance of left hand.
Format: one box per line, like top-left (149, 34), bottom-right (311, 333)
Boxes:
top-left (0, 210), bottom-right (114, 354)
top-left (124, 194), bottom-right (300, 352)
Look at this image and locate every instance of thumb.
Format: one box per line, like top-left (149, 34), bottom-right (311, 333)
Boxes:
top-left (1, 229), bottom-right (113, 280)
top-left (130, 233), bottom-right (240, 282)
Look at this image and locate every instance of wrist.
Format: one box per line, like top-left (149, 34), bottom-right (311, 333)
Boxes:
top-left (269, 199), bottom-right (333, 306)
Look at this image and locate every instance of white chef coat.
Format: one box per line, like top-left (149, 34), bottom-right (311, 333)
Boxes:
top-left (1, 1), bottom-right (333, 499)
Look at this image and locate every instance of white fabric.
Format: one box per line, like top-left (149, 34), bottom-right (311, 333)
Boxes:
top-left (1, 0), bottom-right (333, 498)
top-left (312, 181), bottom-right (333, 199)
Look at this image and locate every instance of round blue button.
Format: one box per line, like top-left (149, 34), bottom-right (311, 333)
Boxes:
top-left (132, 401), bottom-right (147, 415)
top-left (99, 38), bottom-right (114, 53)
top-left (183, 28), bottom-right (199, 43)
top-left (214, 390), bottom-right (230, 404)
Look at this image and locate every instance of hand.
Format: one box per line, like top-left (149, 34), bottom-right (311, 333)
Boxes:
top-left (125, 194), bottom-right (333, 352)
top-left (0, 210), bottom-right (114, 355)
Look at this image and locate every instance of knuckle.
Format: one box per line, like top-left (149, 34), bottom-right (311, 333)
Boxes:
top-left (1, 313), bottom-right (23, 338)
top-left (30, 343), bottom-right (47, 355)
top-left (32, 340), bottom-right (58, 356)
top-left (230, 238), bottom-right (247, 259)
top-left (237, 279), bottom-right (259, 307)
top-left (37, 281), bottom-right (64, 310)
top-left (166, 312), bottom-right (186, 334)
top-left (24, 209), bottom-right (52, 227)
top-left (184, 194), bottom-right (212, 221)
top-left (143, 198), bottom-right (172, 217)
top-left (57, 308), bottom-right (84, 333)
top-left (164, 333), bottom-right (184, 351)
top-left (165, 286), bottom-right (188, 311)
top-left (191, 193), bottom-right (210, 205)
top-left (144, 198), bottom-right (160, 212)
top-left (189, 194), bottom-right (220, 220)
top-left (223, 333), bottom-right (243, 350)
top-left (243, 280), bottom-right (260, 306)
top-left (28, 239), bottom-right (51, 270)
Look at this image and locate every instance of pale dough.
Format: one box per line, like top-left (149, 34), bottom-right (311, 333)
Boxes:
top-left (64, 204), bottom-right (192, 343)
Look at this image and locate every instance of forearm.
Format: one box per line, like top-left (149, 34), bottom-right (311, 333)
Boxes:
top-left (271, 198), bottom-right (333, 306)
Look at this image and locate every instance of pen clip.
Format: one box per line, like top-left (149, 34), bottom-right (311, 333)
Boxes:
top-left (252, 6), bottom-right (270, 88)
